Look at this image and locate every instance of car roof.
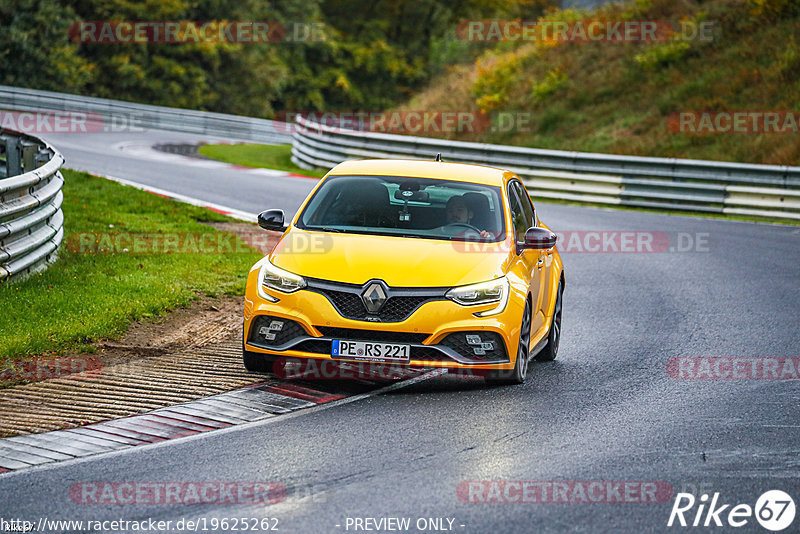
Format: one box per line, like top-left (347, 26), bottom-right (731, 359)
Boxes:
top-left (326, 159), bottom-right (515, 186)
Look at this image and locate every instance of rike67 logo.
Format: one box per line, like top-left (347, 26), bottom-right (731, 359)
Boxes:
top-left (668, 490), bottom-right (795, 531)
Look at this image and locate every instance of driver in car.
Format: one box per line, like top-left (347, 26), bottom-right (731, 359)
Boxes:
top-left (445, 196), bottom-right (492, 239)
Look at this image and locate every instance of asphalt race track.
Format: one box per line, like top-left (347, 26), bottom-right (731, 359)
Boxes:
top-left (44, 127), bottom-right (318, 219)
top-left (1, 126), bottom-right (799, 533)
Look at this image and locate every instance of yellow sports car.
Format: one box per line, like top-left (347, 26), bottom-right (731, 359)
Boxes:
top-left (242, 159), bottom-right (564, 384)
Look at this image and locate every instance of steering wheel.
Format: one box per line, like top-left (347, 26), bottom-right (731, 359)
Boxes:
top-left (440, 222), bottom-right (482, 237)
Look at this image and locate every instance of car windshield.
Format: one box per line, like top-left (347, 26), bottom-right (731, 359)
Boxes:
top-left (297, 175), bottom-right (506, 242)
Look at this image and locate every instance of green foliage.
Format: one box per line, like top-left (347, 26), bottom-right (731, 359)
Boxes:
top-left (473, 51), bottom-right (523, 112)
top-left (746, 0), bottom-right (800, 17)
top-left (0, 0), bottom-right (549, 117)
top-left (0, 0), bottom-right (93, 91)
top-left (398, 0), bottom-right (800, 166)
top-left (531, 69), bottom-right (568, 102)
top-left (634, 40), bottom-right (691, 69)
top-left (633, 11), bottom-right (711, 70)
top-left (772, 43), bottom-right (800, 82)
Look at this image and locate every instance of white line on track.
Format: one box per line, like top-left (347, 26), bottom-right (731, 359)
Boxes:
top-left (97, 173), bottom-right (257, 222)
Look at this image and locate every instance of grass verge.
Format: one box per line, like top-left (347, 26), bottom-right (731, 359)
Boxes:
top-left (198, 143), bottom-right (328, 178)
top-left (0, 169), bottom-right (262, 360)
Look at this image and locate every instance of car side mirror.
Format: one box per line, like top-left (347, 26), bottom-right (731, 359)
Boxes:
top-left (522, 227), bottom-right (557, 249)
top-left (258, 209), bottom-right (287, 232)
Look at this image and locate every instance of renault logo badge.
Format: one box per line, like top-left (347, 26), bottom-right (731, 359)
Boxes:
top-left (361, 281), bottom-right (388, 313)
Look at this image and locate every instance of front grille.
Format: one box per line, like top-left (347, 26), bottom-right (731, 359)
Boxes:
top-left (317, 327), bottom-right (429, 344)
top-left (320, 289), bottom-right (369, 318)
top-left (317, 288), bottom-right (432, 322)
top-left (248, 315), bottom-right (307, 347)
top-left (376, 296), bottom-right (433, 322)
top-left (439, 331), bottom-right (509, 363)
top-left (306, 278), bottom-right (446, 323)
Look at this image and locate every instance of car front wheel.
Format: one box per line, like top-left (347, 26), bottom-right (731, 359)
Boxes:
top-left (485, 300), bottom-right (531, 386)
top-left (535, 279), bottom-right (563, 362)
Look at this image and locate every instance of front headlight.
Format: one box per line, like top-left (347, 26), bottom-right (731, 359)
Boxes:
top-left (258, 260), bottom-right (306, 302)
top-left (446, 276), bottom-right (509, 317)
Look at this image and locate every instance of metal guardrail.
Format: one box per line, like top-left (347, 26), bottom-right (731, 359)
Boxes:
top-left (3, 86), bottom-right (797, 221)
top-left (291, 116), bottom-right (800, 220)
top-left (0, 131), bottom-right (65, 280)
top-left (0, 85), bottom-right (293, 145)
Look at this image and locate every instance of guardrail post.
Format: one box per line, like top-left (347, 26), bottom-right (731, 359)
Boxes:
top-left (22, 143), bottom-right (37, 173)
top-left (34, 151), bottom-right (50, 168)
top-left (5, 137), bottom-right (21, 176)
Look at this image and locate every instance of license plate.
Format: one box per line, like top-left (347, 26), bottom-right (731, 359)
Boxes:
top-left (331, 340), bottom-right (410, 362)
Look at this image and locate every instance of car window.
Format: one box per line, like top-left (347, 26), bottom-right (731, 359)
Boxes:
top-left (507, 183), bottom-right (529, 243)
top-left (512, 181), bottom-right (536, 229)
top-left (297, 175), bottom-right (506, 242)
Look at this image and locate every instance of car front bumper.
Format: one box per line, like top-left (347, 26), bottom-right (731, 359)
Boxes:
top-left (243, 268), bottom-right (525, 371)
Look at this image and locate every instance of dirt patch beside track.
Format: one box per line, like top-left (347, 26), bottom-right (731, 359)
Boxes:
top-left (98, 294), bottom-right (245, 365)
top-left (0, 293), bottom-right (263, 437)
top-left (0, 227), bottom-right (296, 437)
top-left (2, 294), bottom-right (246, 388)
top-left (2, 223), bottom-right (280, 389)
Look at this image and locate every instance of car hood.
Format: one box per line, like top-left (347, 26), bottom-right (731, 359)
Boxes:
top-left (269, 228), bottom-right (511, 287)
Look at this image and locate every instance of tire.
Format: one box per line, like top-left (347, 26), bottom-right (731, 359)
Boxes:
top-left (242, 343), bottom-right (279, 373)
top-left (535, 279), bottom-right (563, 362)
top-left (485, 300), bottom-right (532, 385)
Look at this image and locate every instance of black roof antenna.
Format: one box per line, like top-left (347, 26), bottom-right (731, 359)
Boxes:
top-left (435, 153), bottom-right (442, 162)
